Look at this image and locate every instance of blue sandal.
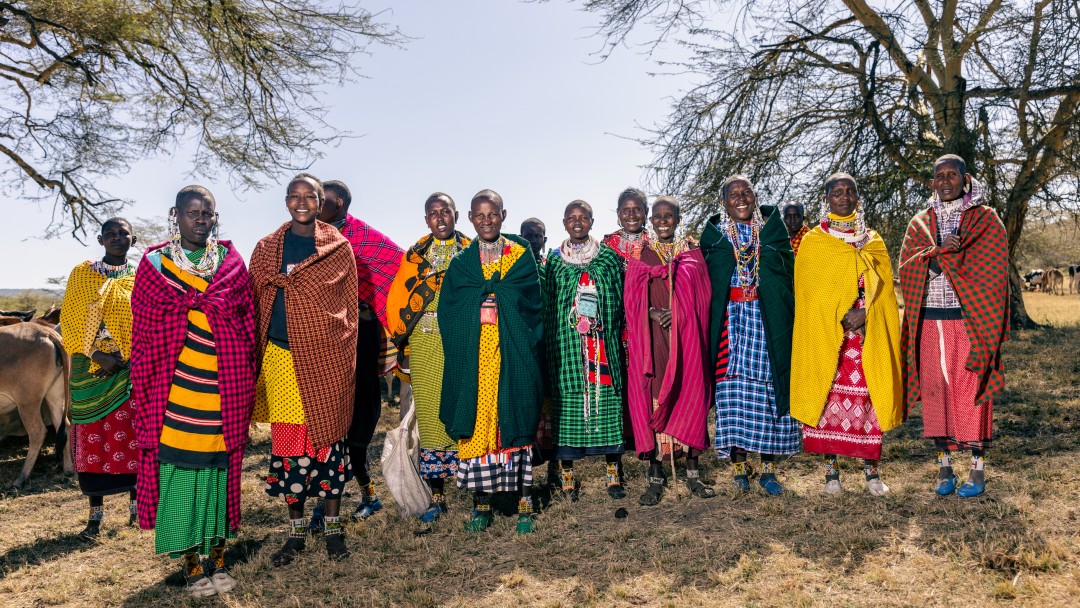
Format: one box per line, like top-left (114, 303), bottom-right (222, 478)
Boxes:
top-left (957, 479), bottom-right (986, 498)
top-left (935, 475), bottom-right (959, 496)
top-left (758, 475), bottom-right (784, 496)
top-left (420, 502), bottom-right (447, 523)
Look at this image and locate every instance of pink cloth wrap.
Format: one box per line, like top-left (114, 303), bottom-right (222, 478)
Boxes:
top-left (130, 242), bottom-right (256, 531)
top-left (624, 248), bottom-right (712, 458)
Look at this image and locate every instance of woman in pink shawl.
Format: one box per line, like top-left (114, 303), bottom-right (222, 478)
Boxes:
top-left (624, 197), bottom-right (715, 506)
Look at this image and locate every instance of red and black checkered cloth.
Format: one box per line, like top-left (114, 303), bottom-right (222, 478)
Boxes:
top-left (899, 203), bottom-right (1010, 410)
top-left (339, 214), bottom-right (403, 328)
top-left (130, 242), bottom-right (257, 531)
top-left (250, 222), bottom-right (359, 448)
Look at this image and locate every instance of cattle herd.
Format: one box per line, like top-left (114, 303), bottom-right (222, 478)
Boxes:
top-left (1023, 264), bottom-right (1080, 295)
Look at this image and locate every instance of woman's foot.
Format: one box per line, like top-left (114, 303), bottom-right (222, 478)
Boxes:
top-left (824, 479), bottom-right (843, 495)
top-left (325, 534), bottom-right (350, 560)
top-left (957, 478), bottom-right (986, 498)
top-left (516, 514), bottom-right (535, 534)
top-left (866, 478), bottom-right (890, 496)
top-left (421, 502), bottom-right (448, 523)
top-left (687, 477), bottom-right (717, 499)
top-left (270, 537), bottom-right (306, 567)
top-left (935, 475), bottom-right (959, 496)
top-left (758, 475), bottom-right (783, 496)
top-left (78, 520), bottom-right (101, 540)
top-left (185, 576), bottom-right (217, 598)
top-left (464, 511), bottom-right (493, 532)
top-left (638, 477), bottom-right (665, 506)
top-left (607, 483), bottom-right (626, 500)
top-left (209, 568), bottom-right (237, 594)
top-left (352, 495), bottom-right (383, 521)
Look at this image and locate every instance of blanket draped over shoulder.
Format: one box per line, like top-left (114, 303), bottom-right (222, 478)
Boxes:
top-left (340, 214), bottom-right (403, 328)
top-left (130, 241), bottom-right (255, 530)
top-left (60, 261), bottom-right (135, 370)
top-left (438, 234), bottom-right (543, 447)
top-left (790, 228), bottom-right (903, 430)
top-left (624, 247), bottom-right (712, 456)
top-left (699, 206), bottom-right (795, 417)
top-left (385, 231), bottom-right (471, 348)
top-left (898, 201), bottom-right (1009, 409)
top-left (250, 221), bottom-right (359, 448)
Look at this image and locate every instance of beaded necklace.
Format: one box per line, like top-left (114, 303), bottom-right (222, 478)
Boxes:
top-left (560, 237), bottom-right (600, 266)
top-left (727, 221), bottom-right (760, 292)
top-left (478, 236), bottom-right (504, 267)
top-left (650, 239), bottom-right (687, 265)
top-left (425, 236), bottom-right (461, 273)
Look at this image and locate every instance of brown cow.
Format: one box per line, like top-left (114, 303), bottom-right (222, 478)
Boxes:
top-left (0, 323), bottom-right (72, 489)
top-left (0, 309), bottom-right (35, 321)
top-left (1041, 268), bottom-right (1065, 295)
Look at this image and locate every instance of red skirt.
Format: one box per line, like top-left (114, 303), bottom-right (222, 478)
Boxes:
top-left (71, 399), bottom-right (139, 495)
top-left (802, 333), bottom-right (883, 460)
top-left (919, 318), bottom-right (993, 448)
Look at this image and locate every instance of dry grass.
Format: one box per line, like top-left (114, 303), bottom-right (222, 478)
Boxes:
top-left (1022, 291), bottom-right (1080, 327)
top-left (2, 324), bottom-right (1079, 607)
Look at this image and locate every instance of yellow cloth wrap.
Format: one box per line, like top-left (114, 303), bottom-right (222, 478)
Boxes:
top-left (457, 240), bottom-right (525, 460)
top-left (253, 342), bottom-right (306, 424)
top-left (60, 261), bottom-right (135, 373)
top-left (790, 227), bottom-right (904, 431)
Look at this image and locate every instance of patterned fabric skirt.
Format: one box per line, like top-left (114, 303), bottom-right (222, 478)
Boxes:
top-left (265, 440), bottom-right (352, 502)
top-left (420, 448), bottom-right (459, 480)
top-left (410, 318), bottom-right (456, 451)
top-left (555, 388), bottom-right (624, 452)
top-left (72, 399), bottom-right (139, 495)
top-left (456, 448), bottom-right (533, 493)
top-left (802, 333), bottom-right (883, 460)
top-left (714, 377), bottom-right (800, 458)
top-left (919, 318), bottom-right (993, 449)
top-left (155, 463), bottom-right (233, 557)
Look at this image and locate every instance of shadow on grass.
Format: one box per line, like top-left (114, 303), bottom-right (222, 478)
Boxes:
top-left (0, 532), bottom-right (90, 580)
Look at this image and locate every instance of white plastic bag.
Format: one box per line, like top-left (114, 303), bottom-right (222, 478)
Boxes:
top-left (380, 382), bottom-right (432, 517)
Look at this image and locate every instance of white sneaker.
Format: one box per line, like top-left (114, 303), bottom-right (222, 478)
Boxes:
top-left (866, 478), bottom-right (890, 496)
top-left (824, 479), bottom-right (843, 495)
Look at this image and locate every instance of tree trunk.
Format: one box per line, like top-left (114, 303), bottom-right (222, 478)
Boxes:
top-left (1007, 264), bottom-right (1039, 329)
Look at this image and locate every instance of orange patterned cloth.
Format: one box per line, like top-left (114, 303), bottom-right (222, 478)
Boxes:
top-left (250, 222), bottom-right (359, 448)
top-left (789, 225), bottom-right (810, 256)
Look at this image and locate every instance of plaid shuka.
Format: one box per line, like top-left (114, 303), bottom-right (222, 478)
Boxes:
top-left (543, 246), bottom-right (625, 448)
top-left (339, 214), bottom-right (403, 329)
top-left (899, 177), bottom-right (1010, 409)
top-left (250, 222), bottom-right (359, 448)
top-left (455, 449), bottom-right (533, 493)
top-left (131, 242), bottom-right (256, 531)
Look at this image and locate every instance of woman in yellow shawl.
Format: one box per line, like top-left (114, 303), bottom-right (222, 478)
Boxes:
top-left (60, 218), bottom-right (140, 538)
top-left (790, 174), bottom-right (903, 496)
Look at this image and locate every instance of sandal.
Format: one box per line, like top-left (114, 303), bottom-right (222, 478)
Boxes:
top-left (209, 569), bottom-right (237, 594)
top-left (638, 477), bottom-right (665, 506)
top-left (687, 478), bottom-right (717, 499)
top-left (607, 483), bottom-right (627, 500)
top-left (270, 537), bottom-right (305, 567)
top-left (758, 475), bottom-right (784, 496)
top-left (185, 576), bottom-right (217, 598)
top-left (325, 534), bottom-right (350, 560)
top-left (516, 514), bottom-right (535, 534)
top-left (464, 511), bottom-right (493, 532)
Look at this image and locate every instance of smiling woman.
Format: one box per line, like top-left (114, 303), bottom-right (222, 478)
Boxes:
top-left (249, 173), bottom-right (359, 566)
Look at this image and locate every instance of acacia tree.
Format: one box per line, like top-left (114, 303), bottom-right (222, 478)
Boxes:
top-left (578, 0), bottom-right (1080, 328)
top-left (0, 0), bottom-right (398, 237)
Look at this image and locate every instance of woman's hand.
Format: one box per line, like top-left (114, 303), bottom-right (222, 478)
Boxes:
top-left (840, 308), bottom-right (866, 334)
top-left (91, 350), bottom-right (125, 377)
top-left (649, 307), bottom-right (672, 331)
top-left (940, 234), bottom-right (961, 252)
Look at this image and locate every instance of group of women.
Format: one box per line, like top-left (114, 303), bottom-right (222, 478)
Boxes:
top-left (59, 153), bottom-right (1010, 598)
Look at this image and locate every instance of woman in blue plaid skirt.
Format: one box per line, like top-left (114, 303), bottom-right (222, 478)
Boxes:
top-left (700, 176), bottom-right (800, 495)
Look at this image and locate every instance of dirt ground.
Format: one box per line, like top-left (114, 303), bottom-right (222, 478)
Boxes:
top-left (0, 297), bottom-right (1077, 607)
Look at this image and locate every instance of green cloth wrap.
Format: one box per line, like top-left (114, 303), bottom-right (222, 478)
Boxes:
top-left (438, 234), bottom-right (544, 447)
top-left (69, 353), bottom-right (132, 424)
top-left (700, 205), bottom-right (796, 418)
top-left (155, 463), bottom-right (233, 557)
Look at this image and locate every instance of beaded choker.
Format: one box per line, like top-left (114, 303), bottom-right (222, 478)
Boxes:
top-left (560, 237), bottom-right (600, 266)
top-left (650, 239), bottom-right (687, 265)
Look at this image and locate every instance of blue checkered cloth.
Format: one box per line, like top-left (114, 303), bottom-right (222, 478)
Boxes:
top-left (455, 450), bottom-right (533, 493)
top-left (714, 238), bottom-right (801, 457)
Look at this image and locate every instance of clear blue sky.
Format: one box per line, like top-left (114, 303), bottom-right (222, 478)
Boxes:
top-left (4, 1), bottom-right (699, 289)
